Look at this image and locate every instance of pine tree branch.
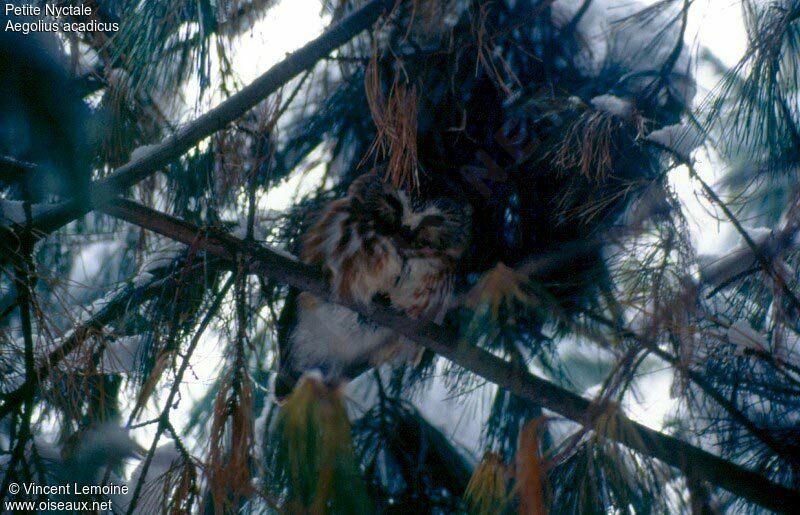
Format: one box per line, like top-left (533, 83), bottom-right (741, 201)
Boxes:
top-left (699, 185), bottom-right (800, 291)
top-left (585, 311), bottom-right (795, 461)
top-left (0, 259), bottom-right (219, 421)
top-left (125, 276), bottom-right (232, 515)
top-left (0, 0), bottom-right (395, 263)
top-left (0, 233), bottom-right (36, 507)
top-left (684, 161), bottom-right (800, 312)
top-left (100, 198), bottom-right (800, 512)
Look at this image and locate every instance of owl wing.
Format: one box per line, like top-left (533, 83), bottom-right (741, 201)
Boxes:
top-left (277, 193), bottom-right (403, 399)
top-left (301, 198), bottom-right (401, 305)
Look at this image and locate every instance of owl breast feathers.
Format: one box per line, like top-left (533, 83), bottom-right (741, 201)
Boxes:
top-left (275, 172), bottom-right (471, 399)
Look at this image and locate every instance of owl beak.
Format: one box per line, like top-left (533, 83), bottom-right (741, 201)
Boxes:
top-left (392, 228), bottom-right (437, 257)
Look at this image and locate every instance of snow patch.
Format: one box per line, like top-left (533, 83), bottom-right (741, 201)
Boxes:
top-left (263, 243), bottom-right (299, 263)
top-left (101, 335), bottom-right (146, 374)
top-left (138, 241), bottom-right (186, 276)
top-left (122, 442), bottom-right (182, 514)
top-left (129, 144), bottom-right (160, 164)
top-left (0, 200), bottom-right (46, 225)
top-left (590, 94), bottom-right (633, 119)
top-left (740, 226), bottom-right (772, 245)
top-left (0, 200), bottom-right (28, 224)
top-left (84, 290), bottom-right (118, 315)
top-left (699, 251), bottom-right (752, 288)
top-left (646, 123), bottom-right (704, 159)
top-left (727, 321), bottom-right (768, 356)
top-left (699, 226), bottom-right (777, 287)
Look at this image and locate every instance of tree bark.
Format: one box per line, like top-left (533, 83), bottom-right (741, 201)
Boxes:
top-left (97, 198), bottom-right (800, 512)
top-left (0, 0), bottom-right (395, 261)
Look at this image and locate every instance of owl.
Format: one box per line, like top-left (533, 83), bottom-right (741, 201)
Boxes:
top-left (274, 171), bottom-right (471, 399)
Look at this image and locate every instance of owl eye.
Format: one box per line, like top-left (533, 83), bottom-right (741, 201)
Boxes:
top-left (415, 230), bottom-right (436, 248)
top-left (382, 194), bottom-right (404, 218)
top-left (414, 216), bottom-right (446, 247)
top-left (369, 193), bottom-right (403, 234)
top-left (416, 215), bottom-right (445, 232)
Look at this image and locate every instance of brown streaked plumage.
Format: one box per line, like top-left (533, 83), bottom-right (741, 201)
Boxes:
top-left (275, 171), bottom-right (471, 399)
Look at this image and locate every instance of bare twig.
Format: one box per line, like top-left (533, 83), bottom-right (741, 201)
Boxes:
top-left (0, 259), bottom-right (220, 421)
top-left (101, 198), bottom-right (800, 512)
top-left (686, 162), bottom-right (800, 313)
top-left (125, 276), bottom-right (233, 515)
top-left (0, 0), bottom-right (396, 262)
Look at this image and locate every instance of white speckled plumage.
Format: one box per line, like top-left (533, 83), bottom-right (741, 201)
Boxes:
top-left (276, 172), bottom-right (470, 396)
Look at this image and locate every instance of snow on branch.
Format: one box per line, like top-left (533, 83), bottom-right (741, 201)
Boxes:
top-left (0, 258), bottom-right (219, 421)
top-left (645, 122), bottom-right (704, 160)
top-left (98, 198), bottom-right (800, 512)
top-left (590, 94), bottom-right (633, 120)
top-left (727, 320), bottom-right (769, 356)
top-left (0, 0), bottom-right (395, 261)
top-left (699, 197), bottom-right (800, 290)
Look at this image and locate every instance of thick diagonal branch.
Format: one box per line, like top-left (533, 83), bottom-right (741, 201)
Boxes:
top-left (0, 0), bottom-right (394, 261)
top-left (100, 198), bottom-right (800, 512)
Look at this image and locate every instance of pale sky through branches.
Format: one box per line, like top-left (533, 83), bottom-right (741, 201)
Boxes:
top-left (122, 0), bottom-right (753, 457)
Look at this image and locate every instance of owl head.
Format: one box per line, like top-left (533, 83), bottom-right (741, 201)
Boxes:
top-left (349, 171), bottom-right (472, 261)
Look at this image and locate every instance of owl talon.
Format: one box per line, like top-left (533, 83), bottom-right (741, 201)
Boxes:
top-left (466, 262), bottom-right (530, 319)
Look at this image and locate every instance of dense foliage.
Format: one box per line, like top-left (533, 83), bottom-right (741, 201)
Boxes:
top-left (1, 0), bottom-right (799, 513)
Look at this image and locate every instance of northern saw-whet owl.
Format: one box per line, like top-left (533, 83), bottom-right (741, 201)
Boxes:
top-left (275, 171), bottom-right (471, 399)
